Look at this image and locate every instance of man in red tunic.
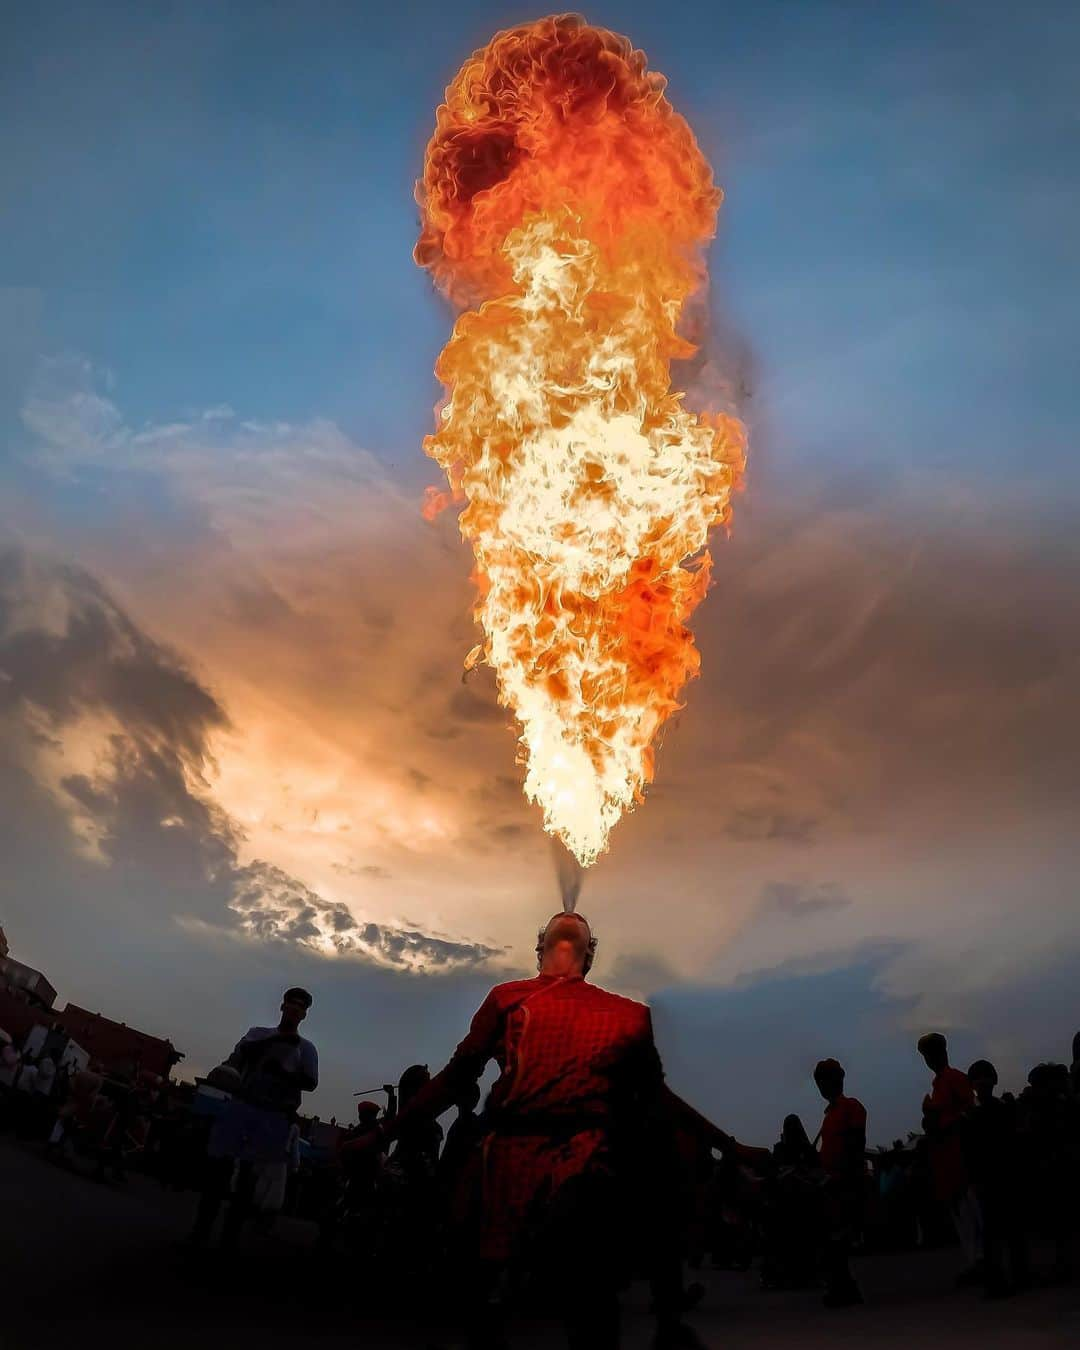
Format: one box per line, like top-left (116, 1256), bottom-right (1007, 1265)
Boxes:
top-left (813, 1058), bottom-right (867, 1307)
top-left (918, 1031), bottom-right (982, 1282)
top-left (344, 910), bottom-right (703, 1349)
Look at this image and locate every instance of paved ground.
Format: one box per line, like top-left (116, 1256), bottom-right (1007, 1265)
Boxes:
top-left (2, 1136), bottom-right (1077, 1348)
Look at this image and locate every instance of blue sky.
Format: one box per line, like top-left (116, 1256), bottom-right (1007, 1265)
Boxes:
top-left (1, 2), bottom-right (1077, 1141)
top-left (5, 1), bottom-right (1077, 477)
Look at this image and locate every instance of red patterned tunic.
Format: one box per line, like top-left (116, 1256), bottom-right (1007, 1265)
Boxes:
top-left (391, 973), bottom-right (663, 1261)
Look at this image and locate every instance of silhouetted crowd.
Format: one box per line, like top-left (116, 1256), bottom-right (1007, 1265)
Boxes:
top-left (3, 961), bottom-right (1079, 1350)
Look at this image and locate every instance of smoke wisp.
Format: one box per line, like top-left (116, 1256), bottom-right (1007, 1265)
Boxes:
top-left (552, 838), bottom-right (585, 913)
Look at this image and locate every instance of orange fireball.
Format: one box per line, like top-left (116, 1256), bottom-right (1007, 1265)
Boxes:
top-left (417, 14), bottom-right (746, 865)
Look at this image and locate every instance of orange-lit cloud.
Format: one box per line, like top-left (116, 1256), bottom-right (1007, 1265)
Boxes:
top-left (4, 357), bottom-right (1080, 1123)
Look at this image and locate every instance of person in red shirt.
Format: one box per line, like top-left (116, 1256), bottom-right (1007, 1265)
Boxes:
top-left (342, 911), bottom-right (708, 1350)
top-left (918, 1032), bottom-right (982, 1282)
top-left (813, 1058), bottom-right (867, 1308)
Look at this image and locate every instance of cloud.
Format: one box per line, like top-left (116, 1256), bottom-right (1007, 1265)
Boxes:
top-left (652, 943), bottom-right (926, 1143)
top-left (0, 548), bottom-right (503, 976)
top-left (18, 359), bottom-right (1079, 879)
top-left (689, 464), bottom-right (1080, 842)
top-left (4, 356), bottom-right (1079, 1133)
top-left (0, 548), bottom-right (226, 766)
top-left (229, 860), bottom-right (502, 970)
top-left (606, 951), bottom-right (680, 1000)
top-left (721, 807), bottom-right (819, 845)
top-left (759, 881), bottom-right (851, 919)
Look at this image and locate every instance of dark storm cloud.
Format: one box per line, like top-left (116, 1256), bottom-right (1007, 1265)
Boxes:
top-left (0, 549), bottom-right (502, 975)
top-left (0, 548), bottom-right (227, 764)
top-left (0, 742), bottom-right (502, 1123)
top-left (759, 881), bottom-right (851, 919)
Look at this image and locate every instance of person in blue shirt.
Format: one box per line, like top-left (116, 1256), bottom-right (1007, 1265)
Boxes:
top-left (190, 986), bottom-right (318, 1245)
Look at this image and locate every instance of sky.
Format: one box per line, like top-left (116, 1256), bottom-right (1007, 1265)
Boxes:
top-left (1, 0), bottom-right (1077, 1144)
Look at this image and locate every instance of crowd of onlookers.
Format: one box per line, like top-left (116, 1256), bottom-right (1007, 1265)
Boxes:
top-left (741, 1035), bottom-right (1080, 1302)
top-left (2, 1019), bottom-right (1078, 1308)
top-left (0, 1038), bottom-right (167, 1183)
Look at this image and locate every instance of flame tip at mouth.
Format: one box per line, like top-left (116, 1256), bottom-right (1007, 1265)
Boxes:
top-left (418, 16), bottom-right (746, 866)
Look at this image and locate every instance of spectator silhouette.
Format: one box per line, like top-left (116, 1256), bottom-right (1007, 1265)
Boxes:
top-left (917, 1032), bottom-right (982, 1283)
top-left (1023, 1062), bottom-right (1078, 1283)
top-left (190, 986), bottom-right (318, 1246)
top-left (389, 1063), bottom-right (442, 1182)
top-left (813, 1058), bottom-right (866, 1308)
top-left (964, 1060), bottom-right (1028, 1297)
top-left (775, 1115), bottom-right (817, 1171)
top-left (761, 1115), bottom-right (820, 1291)
top-left (439, 1080), bottom-right (483, 1192)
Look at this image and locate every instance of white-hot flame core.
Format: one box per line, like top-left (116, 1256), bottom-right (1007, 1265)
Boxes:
top-left (430, 219), bottom-right (741, 865)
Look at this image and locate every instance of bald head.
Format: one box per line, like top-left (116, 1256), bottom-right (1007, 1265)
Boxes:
top-left (537, 911), bottom-right (595, 977)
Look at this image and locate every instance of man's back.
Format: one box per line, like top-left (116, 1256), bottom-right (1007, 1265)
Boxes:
top-left (930, 1066), bottom-right (974, 1125)
top-left (964, 1097), bottom-right (1018, 1186)
top-left (819, 1094), bottom-right (867, 1181)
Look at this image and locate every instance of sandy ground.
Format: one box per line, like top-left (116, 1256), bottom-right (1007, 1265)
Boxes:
top-left (2, 1136), bottom-right (1077, 1349)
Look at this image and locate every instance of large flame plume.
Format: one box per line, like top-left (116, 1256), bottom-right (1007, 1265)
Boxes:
top-left (417, 14), bottom-right (746, 866)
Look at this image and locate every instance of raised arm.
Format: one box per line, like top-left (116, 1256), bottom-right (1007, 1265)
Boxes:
top-left (661, 1084), bottom-right (770, 1164)
top-left (372, 989), bottom-right (503, 1148)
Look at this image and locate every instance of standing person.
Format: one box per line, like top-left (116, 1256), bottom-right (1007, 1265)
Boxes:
top-left (964, 1060), bottom-right (1027, 1297)
top-left (762, 1114), bottom-right (821, 1291)
top-left (437, 1080), bottom-right (485, 1246)
top-left (14, 1054), bottom-right (38, 1093)
top-left (389, 1063), bottom-right (443, 1182)
top-left (813, 1059), bottom-right (867, 1308)
top-left (0, 1040), bottom-right (19, 1130)
top-left (917, 1032), bottom-right (982, 1282)
top-left (13, 1053), bottom-right (39, 1138)
top-left (31, 1053), bottom-right (57, 1139)
top-left (342, 911), bottom-right (704, 1350)
top-left (0, 1041), bottom-right (18, 1085)
top-left (33, 1052), bottom-right (56, 1100)
top-left (775, 1114), bottom-right (817, 1171)
top-left (47, 1066), bottom-right (102, 1158)
top-left (190, 987), bottom-right (318, 1246)
top-left (438, 1081), bottom-right (483, 1195)
top-left (1022, 1062), bottom-right (1078, 1283)
top-left (323, 1099), bottom-right (386, 1251)
top-left (384, 1063), bottom-right (444, 1280)
top-left (436, 1083), bottom-right (486, 1325)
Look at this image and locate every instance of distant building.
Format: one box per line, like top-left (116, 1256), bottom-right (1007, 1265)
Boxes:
top-left (58, 1004), bottom-right (184, 1081)
top-left (0, 989), bottom-right (59, 1046)
top-left (0, 955), bottom-right (57, 1010)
